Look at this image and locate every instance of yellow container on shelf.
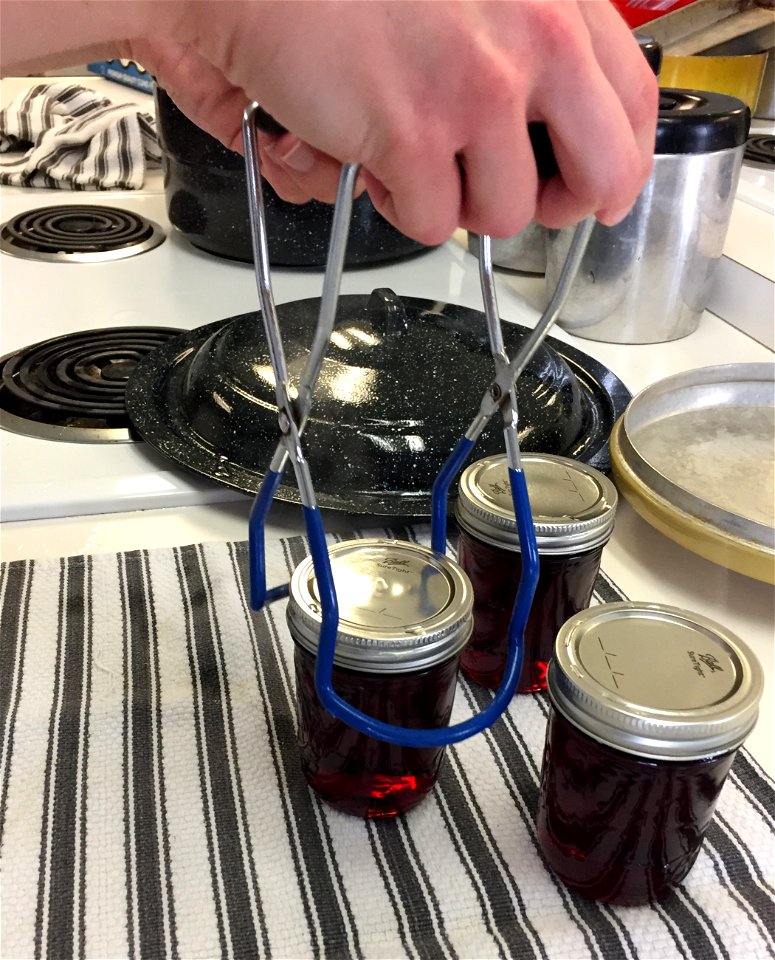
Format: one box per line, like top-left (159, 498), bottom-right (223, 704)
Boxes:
top-left (660, 54), bottom-right (767, 112)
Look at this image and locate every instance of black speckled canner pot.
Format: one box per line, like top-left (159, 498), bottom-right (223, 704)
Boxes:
top-left (154, 87), bottom-right (429, 267)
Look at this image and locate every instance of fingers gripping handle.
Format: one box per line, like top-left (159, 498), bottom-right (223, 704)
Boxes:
top-left (255, 108), bottom-right (560, 181)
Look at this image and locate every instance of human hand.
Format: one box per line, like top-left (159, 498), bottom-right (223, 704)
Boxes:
top-left (1, 0), bottom-right (658, 245)
top-left (137, 0), bottom-right (657, 246)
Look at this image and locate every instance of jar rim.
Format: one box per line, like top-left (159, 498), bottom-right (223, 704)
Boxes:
top-left (287, 538), bottom-right (473, 674)
top-left (456, 453), bottom-right (617, 554)
top-left (547, 602), bottom-right (763, 760)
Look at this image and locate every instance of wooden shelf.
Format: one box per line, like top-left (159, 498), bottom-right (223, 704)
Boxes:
top-left (640, 0), bottom-right (775, 54)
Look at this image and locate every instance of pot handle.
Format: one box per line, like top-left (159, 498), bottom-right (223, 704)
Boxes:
top-left (254, 107), bottom-right (559, 180)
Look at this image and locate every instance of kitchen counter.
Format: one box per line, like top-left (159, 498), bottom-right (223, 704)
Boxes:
top-left (1, 277), bottom-right (773, 778)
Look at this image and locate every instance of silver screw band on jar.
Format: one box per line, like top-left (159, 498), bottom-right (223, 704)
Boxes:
top-left (547, 602), bottom-right (764, 761)
top-left (287, 538), bottom-right (473, 674)
top-left (455, 453), bottom-right (618, 555)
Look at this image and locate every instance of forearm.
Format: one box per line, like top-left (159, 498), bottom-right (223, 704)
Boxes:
top-left (0, 0), bottom-right (659, 244)
top-left (0, 0), bottom-right (185, 75)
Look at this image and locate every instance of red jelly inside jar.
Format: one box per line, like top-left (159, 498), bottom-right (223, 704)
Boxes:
top-left (455, 454), bottom-right (617, 693)
top-left (294, 644), bottom-right (459, 818)
top-left (536, 706), bottom-right (735, 904)
top-left (457, 530), bottom-right (602, 692)
top-left (287, 538), bottom-right (473, 819)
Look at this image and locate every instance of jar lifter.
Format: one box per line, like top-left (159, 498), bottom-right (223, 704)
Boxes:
top-left (242, 102), bottom-right (593, 748)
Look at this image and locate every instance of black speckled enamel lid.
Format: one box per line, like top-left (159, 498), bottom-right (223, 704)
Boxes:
top-left (126, 289), bottom-right (631, 516)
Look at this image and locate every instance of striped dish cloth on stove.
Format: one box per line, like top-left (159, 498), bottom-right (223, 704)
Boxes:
top-left (1, 529), bottom-right (773, 960)
top-left (0, 82), bottom-right (160, 190)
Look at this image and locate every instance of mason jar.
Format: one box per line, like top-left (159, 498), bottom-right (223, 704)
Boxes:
top-left (287, 538), bottom-right (473, 818)
top-left (536, 602), bottom-right (763, 904)
top-left (455, 453), bottom-right (617, 692)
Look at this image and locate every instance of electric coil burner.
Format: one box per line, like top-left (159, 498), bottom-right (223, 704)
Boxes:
top-left (0, 327), bottom-right (179, 442)
top-left (0, 204), bottom-right (165, 262)
top-left (744, 134), bottom-right (775, 169)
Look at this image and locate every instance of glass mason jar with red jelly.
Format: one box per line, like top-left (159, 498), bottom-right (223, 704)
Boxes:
top-left (286, 538), bottom-right (473, 819)
top-left (455, 453), bottom-right (617, 693)
top-left (537, 602), bottom-right (763, 905)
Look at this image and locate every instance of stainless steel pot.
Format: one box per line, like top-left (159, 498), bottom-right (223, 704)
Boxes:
top-left (546, 89), bottom-right (750, 344)
top-left (467, 224), bottom-right (547, 274)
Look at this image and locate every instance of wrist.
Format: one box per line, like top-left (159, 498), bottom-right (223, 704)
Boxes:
top-left (0, 0), bottom-right (187, 76)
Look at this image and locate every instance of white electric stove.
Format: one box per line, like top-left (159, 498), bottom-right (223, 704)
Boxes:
top-left (1, 78), bottom-right (773, 775)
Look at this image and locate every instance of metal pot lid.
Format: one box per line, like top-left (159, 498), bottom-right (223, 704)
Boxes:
top-left (456, 453), bottom-right (618, 554)
top-left (610, 363), bottom-right (775, 584)
top-left (287, 538), bottom-right (473, 674)
top-left (126, 289), bottom-right (631, 516)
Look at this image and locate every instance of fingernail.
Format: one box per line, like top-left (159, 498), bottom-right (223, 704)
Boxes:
top-left (266, 138), bottom-right (315, 173)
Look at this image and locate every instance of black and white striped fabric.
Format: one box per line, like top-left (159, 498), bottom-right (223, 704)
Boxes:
top-left (0, 82), bottom-right (160, 190)
top-left (1, 530), bottom-right (773, 960)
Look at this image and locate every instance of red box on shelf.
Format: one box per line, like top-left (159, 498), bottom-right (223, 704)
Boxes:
top-left (611, 0), bottom-right (699, 28)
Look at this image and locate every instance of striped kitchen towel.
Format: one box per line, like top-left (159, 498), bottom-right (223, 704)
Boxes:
top-left (1, 529), bottom-right (774, 960)
top-left (0, 82), bottom-right (160, 190)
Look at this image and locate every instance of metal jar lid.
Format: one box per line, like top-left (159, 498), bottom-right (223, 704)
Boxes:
top-left (287, 538), bottom-right (473, 674)
top-left (455, 453), bottom-right (617, 554)
top-left (548, 602), bottom-right (764, 761)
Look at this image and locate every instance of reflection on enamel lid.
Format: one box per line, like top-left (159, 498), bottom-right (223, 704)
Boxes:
top-left (347, 327), bottom-right (381, 347)
top-left (211, 391), bottom-right (232, 413)
top-left (325, 362), bottom-right (377, 404)
top-left (251, 363), bottom-right (299, 400)
top-left (327, 328), bottom-right (382, 350)
top-left (252, 363), bottom-right (275, 386)
top-left (329, 331), bottom-right (351, 349)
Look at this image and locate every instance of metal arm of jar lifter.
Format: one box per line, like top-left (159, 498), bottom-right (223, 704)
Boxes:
top-left (243, 103), bottom-right (359, 611)
top-left (243, 100), bottom-right (594, 746)
top-left (424, 220), bottom-right (596, 742)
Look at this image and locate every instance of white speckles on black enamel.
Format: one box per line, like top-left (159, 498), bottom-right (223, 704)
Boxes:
top-left (156, 87), bottom-right (429, 267)
top-left (125, 292), bottom-right (631, 516)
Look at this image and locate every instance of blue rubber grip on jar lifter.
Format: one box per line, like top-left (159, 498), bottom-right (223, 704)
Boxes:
top-left (311, 465), bottom-right (539, 748)
top-left (248, 468), bottom-right (289, 609)
top-left (431, 435), bottom-right (476, 554)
